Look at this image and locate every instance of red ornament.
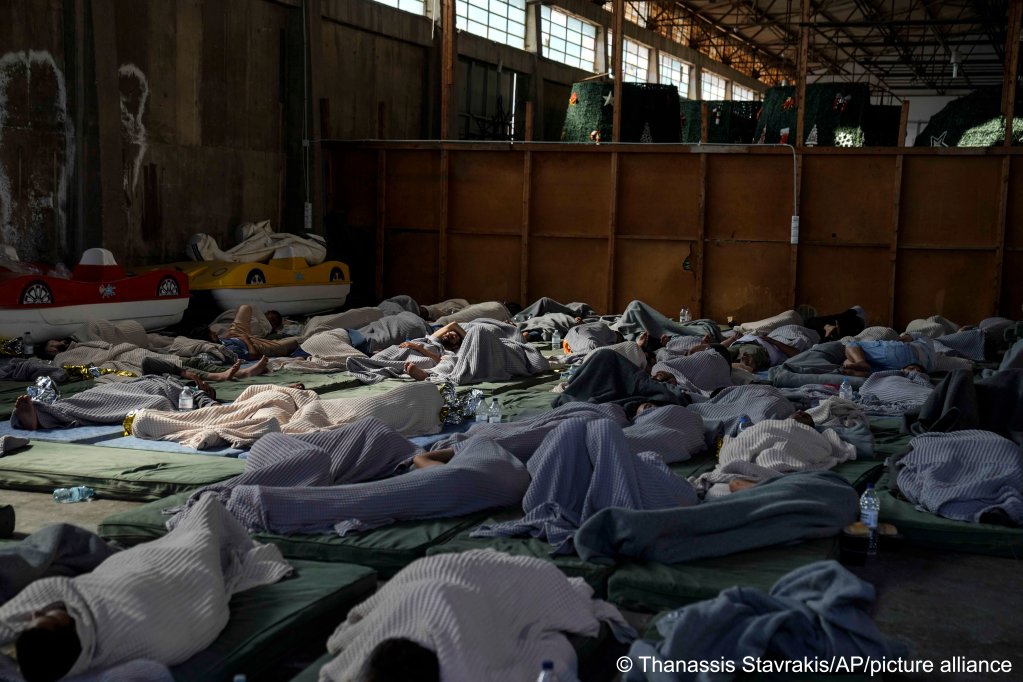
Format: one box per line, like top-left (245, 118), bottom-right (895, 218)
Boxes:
top-left (589, 130), bottom-right (602, 144)
top-left (569, 92), bottom-right (579, 106)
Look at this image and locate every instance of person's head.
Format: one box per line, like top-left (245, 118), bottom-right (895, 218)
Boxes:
top-left (362, 638), bottom-right (439, 682)
top-left (706, 343), bottom-right (732, 367)
top-left (438, 329), bottom-right (464, 350)
top-left (16, 607), bottom-right (81, 682)
top-left (823, 323), bottom-right (841, 341)
top-left (635, 401), bottom-right (668, 417)
top-left (902, 363), bottom-right (926, 375)
top-left (791, 410), bottom-right (815, 428)
top-left (418, 305), bottom-right (431, 321)
top-left (37, 338), bottom-right (70, 359)
top-left (613, 331), bottom-right (625, 343)
top-left (651, 370), bottom-right (677, 385)
top-left (264, 310), bottom-right (283, 332)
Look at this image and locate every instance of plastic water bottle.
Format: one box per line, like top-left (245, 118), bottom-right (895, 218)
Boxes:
top-left (551, 330), bottom-right (562, 353)
top-left (178, 386), bottom-right (194, 410)
top-left (536, 660), bottom-right (558, 682)
top-left (859, 483), bottom-right (880, 556)
top-left (22, 332), bottom-right (34, 357)
top-left (737, 414), bottom-right (753, 434)
top-left (487, 397), bottom-right (502, 424)
top-left (839, 377), bottom-right (854, 401)
top-left (232, 675), bottom-right (247, 682)
top-left (475, 398), bottom-right (490, 423)
top-left (679, 308), bottom-right (691, 323)
top-left (53, 486), bottom-right (95, 503)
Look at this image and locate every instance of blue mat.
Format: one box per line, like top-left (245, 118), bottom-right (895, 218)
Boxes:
top-left (0, 421), bottom-right (123, 444)
top-left (93, 436), bottom-right (246, 458)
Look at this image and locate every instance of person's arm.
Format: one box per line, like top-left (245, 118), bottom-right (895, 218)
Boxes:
top-left (762, 335), bottom-right (800, 358)
top-left (399, 341), bottom-right (442, 363)
top-left (720, 331), bottom-right (742, 348)
top-left (430, 322), bottom-right (465, 340)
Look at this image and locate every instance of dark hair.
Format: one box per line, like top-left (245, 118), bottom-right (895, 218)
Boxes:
top-left (363, 638), bottom-right (439, 682)
top-left (707, 343), bottom-right (732, 367)
top-left (16, 626), bottom-right (82, 682)
top-left (502, 302), bottom-right (523, 317)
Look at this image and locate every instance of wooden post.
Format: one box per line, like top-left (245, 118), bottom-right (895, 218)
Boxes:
top-left (993, 157), bottom-right (1011, 314)
top-left (304, 0), bottom-right (325, 234)
top-left (606, 153), bottom-right (619, 312)
top-left (438, 151), bottom-right (449, 299)
top-left (795, 0), bottom-right (811, 146)
top-left (375, 150), bottom-right (387, 300)
top-left (611, 0), bottom-right (624, 142)
top-left (530, 3), bottom-right (544, 141)
top-left (520, 152), bottom-right (532, 305)
top-left (887, 155), bottom-right (904, 327)
top-left (695, 153), bottom-right (708, 318)
top-left (1002, 0), bottom-right (1022, 146)
top-left (90, 0), bottom-right (127, 257)
top-left (524, 101), bottom-right (534, 142)
top-left (897, 101), bottom-right (910, 147)
top-left (699, 102), bottom-right (709, 143)
top-left (440, 0), bottom-right (457, 140)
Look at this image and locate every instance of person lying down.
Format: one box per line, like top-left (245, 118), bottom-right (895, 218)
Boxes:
top-left (318, 550), bottom-right (634, 682)
top-left (0, 495), bottom-right (291, 682)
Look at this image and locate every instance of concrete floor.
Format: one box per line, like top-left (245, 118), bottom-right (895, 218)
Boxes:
top-left (3, 490), bottom-right (1021, 681)
top-left (1, 489), bottom-right (142, 537)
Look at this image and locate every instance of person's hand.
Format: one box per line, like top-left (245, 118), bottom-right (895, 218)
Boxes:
top-left (659, 334), bottom-right (671, 346)
top-left (399, 342), bottom-right (425, 353)
top-left (637, 331), bottom-right (650, 349)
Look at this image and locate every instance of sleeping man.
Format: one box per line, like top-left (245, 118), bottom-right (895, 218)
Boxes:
top-left (0, 495), bottom-right (291, 682)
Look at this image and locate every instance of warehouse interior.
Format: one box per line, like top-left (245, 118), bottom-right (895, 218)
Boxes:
top-left (0, 0), bottom-right (1022, 680)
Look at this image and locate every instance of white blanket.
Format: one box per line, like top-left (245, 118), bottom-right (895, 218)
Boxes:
top-left (320, 550), bottom-right (633, 682)
top-left (130, 382), bottom-right (442, 449)
top-left (0, 495), bottom-right (291, 676)
top-left (692, 419), bottom-right (856, 496)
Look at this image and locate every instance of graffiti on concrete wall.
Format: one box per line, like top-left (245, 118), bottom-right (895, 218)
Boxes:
top-left (0, 50), bottom-right (75, 262)
top-left (118, 62), bottom-right (148, 198)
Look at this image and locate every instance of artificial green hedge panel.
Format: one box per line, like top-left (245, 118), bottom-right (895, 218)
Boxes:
top-left (756, 83), bottom-right (876, 146)
top-left (679, 100), bottom-right (763, 143)
top-left (914, 86), bottom-right (1023, 147)
top-left (561, 82), bottom-right (681, 142)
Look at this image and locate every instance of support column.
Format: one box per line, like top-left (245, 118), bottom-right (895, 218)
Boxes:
top-left (440, 0), bottom-right (457, 140)
top-left (304, 0), bottom-right (325, 234)
top-left (611, 0), bottom-right (624, 142)
top-left (1002, 0), bottom-right (1022, 146)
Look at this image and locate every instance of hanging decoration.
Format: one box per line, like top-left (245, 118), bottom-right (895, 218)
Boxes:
top-left (805, 124), bottom-right (819, 147)
top-left (779, 127), bottom-right (791, 144)
top-left (589, 130), bottom-right (602, 144)
top-left (712, 106), bottom-right (722, 125)
top-left (756, 125), bottom-right (767, 144)
top-left (833, 94), bottom-right (852, 113)
top-left (603, 91), bottom-right (614, 107)
top-left (569, 92), bottom-right (579, 106)
top-left (930, 131), bottom-right (949, 147)
top-left (640, 122), bottom-right (653, 143)
top-left (782, 96), bottom-right (796, 111)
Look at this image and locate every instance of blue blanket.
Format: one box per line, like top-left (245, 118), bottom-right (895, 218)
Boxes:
top-left (574, 471), bottom-right (858, 565)
top-left (625, 560), bottom-right (906, 681)
top-left (471, 418), bottom-right (698, 554)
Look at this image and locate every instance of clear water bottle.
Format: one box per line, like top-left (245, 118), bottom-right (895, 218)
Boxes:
top-left (736, 414), bottom-right (753, 434)
top-left (859, 483), bottom-right (880, 556)
top-left (22, 331), bottom-right (34, 357)
top-left (487, 397), bottom-right (502, 424)
top-left (839, 377), bottom-right (854, 401)
top-left (537, 660), bottom-right (558, 682)
top-left (53, 486), bottom-right (95, 503)
top-left (475, 398), bottom-right (491, 423)
top-left (232, 675), bottom-right (247, 682)
top-left (679, 308), bottom-right (691, 323)
top-left (551, 330), bottom-right (562, 353)
top-left (178, 386), bottom-right (194, 410)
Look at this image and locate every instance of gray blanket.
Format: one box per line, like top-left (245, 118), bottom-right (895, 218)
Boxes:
top-left (564, 321), bottom-right (618, 354)
top-left (611, 300), bottom-right (722, 342)
top-left (516, 312), bottom-right (578, 341)
top-left (0, 358), bottom-right (68, 383)
top-left (626, 560), bottom-right (906, 681)
top-left (891, 430), bottom-right (1023, 525)
top-left (11, 375), bottom-right (184, 429)
top-left (686, 384), bottom-right (795, 448)
top-left (0, 524), bottom-right (118, 604)
top-left (574, 471), bottom-right (858, 564)
top-left (358, 311), bottom-right (432, 353)
top-left (472, 417), bottom-right (699, 553)
top-left (513, 297), bottom-right (597, 321)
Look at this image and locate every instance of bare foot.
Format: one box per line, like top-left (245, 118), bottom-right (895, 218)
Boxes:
top-left (203, 360), bottom-right (242, 382)
top-left (14, 395), bottom-right (39, 430)
top-left (235, 356), bottom-right (269, 379)
top-left (286, 382), bottom-right (306, 390)
top-left (404, 361), bottom-right (429, 381)
top-left (193, 378), bottom-right (217, 401)
top-left (729, 478), bottom-right (757, 493)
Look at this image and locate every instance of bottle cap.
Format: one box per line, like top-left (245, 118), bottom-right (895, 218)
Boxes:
top-left (542, 661), bottom-right (554, 670)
